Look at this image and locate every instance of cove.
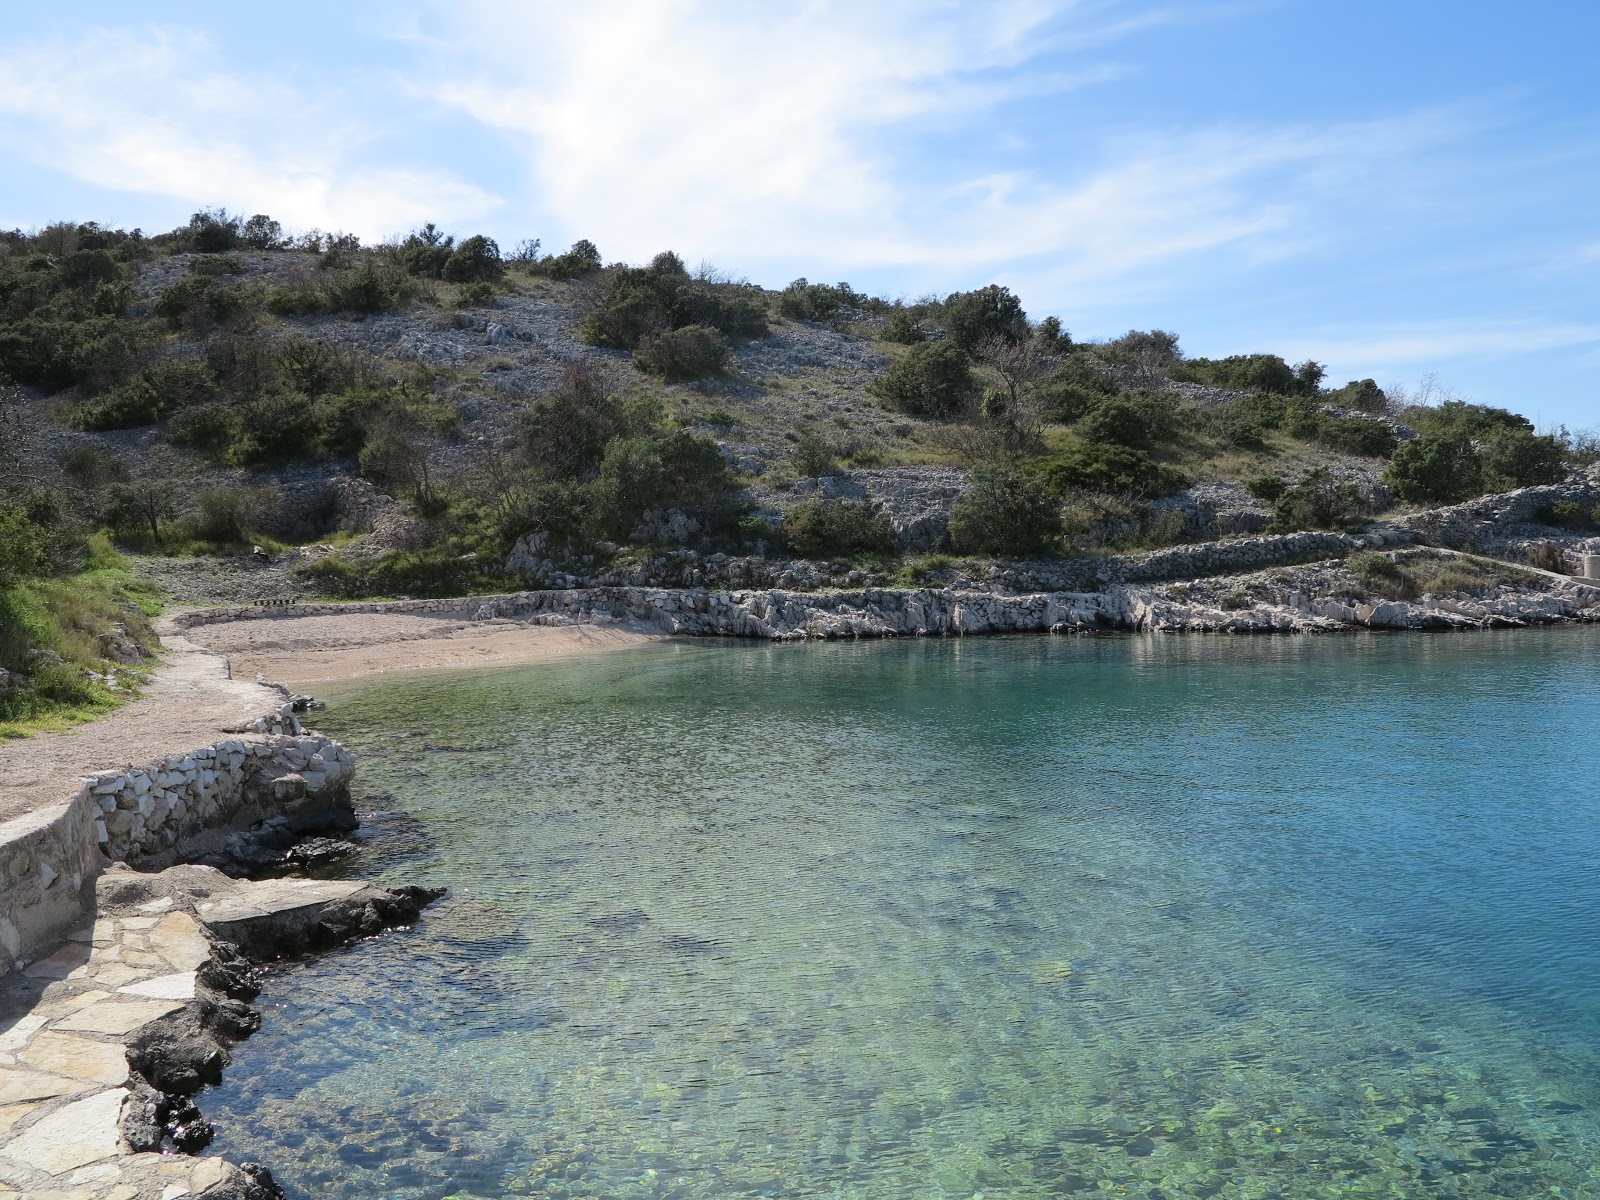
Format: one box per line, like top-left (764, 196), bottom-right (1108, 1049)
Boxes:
top-left (202, 628), bottom-right (1600, 1199)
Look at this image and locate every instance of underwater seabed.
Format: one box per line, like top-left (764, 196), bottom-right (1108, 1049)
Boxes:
top-left (203, 629), bottom-right (1600, 1200)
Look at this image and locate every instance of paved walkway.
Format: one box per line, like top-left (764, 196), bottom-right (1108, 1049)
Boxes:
top-left (0, 630), bottom-right (281, 825)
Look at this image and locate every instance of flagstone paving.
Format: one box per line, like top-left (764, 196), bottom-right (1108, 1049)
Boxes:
top-left (0, 872), bottom-right (388, 1199)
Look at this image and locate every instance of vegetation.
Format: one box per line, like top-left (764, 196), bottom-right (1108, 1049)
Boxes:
top-left (948, 468), bottom-right (1061, 556)
top-left (781, 500), bottom-right (894, 558)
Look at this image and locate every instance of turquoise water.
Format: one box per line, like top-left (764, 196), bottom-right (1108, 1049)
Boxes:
top-left (204, 629), bottom-right (1600, 1200)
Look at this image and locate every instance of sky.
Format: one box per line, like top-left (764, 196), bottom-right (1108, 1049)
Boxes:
top-left (1, 1), bottom-right (1596, 428)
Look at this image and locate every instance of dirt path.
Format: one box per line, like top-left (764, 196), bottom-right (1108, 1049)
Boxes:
top-left (179, 612), bottom-right (669, 690)
top-left (0, 635), bottom-right (281, 825)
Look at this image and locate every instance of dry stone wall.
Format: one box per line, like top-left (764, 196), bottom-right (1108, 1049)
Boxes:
top-left (0, 701), bottom-right (356, 978)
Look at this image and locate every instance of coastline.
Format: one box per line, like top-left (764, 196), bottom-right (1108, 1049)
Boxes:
top-left (0, 571), bottom-right (1596, 1197)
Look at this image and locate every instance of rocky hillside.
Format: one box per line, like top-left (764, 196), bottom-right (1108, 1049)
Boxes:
top-left (1, 209), bottom-right (1597, 701)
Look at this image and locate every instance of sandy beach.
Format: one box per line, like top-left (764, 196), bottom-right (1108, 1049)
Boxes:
top-left (181, 612), bottom-right (671, 690)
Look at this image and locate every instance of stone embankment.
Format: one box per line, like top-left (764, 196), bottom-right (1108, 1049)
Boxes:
top-left (0, 864), bottom-right (439, 1199)
top-left (0, 621), bottom-right (438, 1198)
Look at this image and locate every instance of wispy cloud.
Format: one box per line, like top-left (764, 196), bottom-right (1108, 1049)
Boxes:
top-left (1280, 319), bottom-right (1600, 371)
top-left (407, 0), bottom-right (1474, 298)
top-left (0, 28), bottom-right (497, 235)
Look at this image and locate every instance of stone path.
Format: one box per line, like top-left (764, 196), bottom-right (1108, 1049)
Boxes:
top-left (0, 866), bottom-right (431, 1200)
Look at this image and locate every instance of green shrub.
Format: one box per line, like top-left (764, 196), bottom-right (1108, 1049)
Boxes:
top-left (1173, 353), bottom-right (1315, 395)
top-left (587, 430), bottom-right (731, 539)
top-left (1034, 443), bottom-right (1189, 498)
top-left (503, 479), bottom-right (591, 551)
top-left (873, 341), bottom-right (974, 417)
top-left (0, 503), bottom-right (48, 587)
top-left (442, 235), bottom-right (504, 284)
top-left (398, 224), bottom-right (455, 278)
top-left (1313, 412), bottom-right (1398, 457)
top-left (184, 209), bottom-right (241, 253)
top-left (1542, 499), bottom-right (1598, 530)
top-left (942, 285), bottom-right (1027, 352)
top-left (790, 433), bottom-right (838, 479)
top-left (1271, 469), bottom-right (1366, 531)
top-left (1037, 355), bottom-right (1120, 422)
top-left (1409, 399), bottom-right (1532, 440)
top-left (1078, 399), bottom-right (1155, 450)
top-left (781, 500), bottom-right (893, 558)
top-left (164, 403), bottom-right (236, 451)
top-left (879, 311), bottom-right (926, 344)
top-left (187, 487), bottom-right (251, 545)
top-left (1098, 329), bottom-right (1180, 367)
top-left (240, 214), bottom-right (283, 249)
top-left (778, 279), bottom-right (861, 322)
top-left (1347, 549), bottom-right (1409, 594)
top-left (1245, 475), bottom-right (1288, 503)
top-left (518, 364), bottom-right (632, 480)
top-left (947, 467), bottom-right (1061, 556)
top-left (582, 252), bottom-right (768, 350)
top-left (525, 239), bottom-right (603, 279)
top-left (1478, 427), bottom-right (1566, 491)
top-left (1326, 378), bottom-right (1388, 413)
top-left (153, 277), bottom-right (247, 328)
top-left (1386, 434), bottom-right (1482, 503)
top-left (632, 325), bottom-right (729, 379)
top-left (323, 264), bottom-right (412, 315)
top-left (454, 280), bottom-right (497, 308)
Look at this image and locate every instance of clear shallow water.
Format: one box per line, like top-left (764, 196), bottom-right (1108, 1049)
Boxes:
top-left (205, 630), bottom-right (1600, 1200)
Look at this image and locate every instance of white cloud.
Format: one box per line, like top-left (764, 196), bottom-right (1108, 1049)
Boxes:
top-left (1278, 320), bottom-right (1600, 371)
top-left (407, 0), bottom-right (1472, 297)
top-left (0, 28), bottom-right (497, 237)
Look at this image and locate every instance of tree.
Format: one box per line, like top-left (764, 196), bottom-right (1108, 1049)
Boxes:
top-left (240, 215), bottom-right (284, 249)
top-left (975, 334), bottom-right (1054, 411)
top-left (442, 235), bottom-right (504, 284)
top-left (518, 362), bottom-right (629, 480)
top-left (359, 411), bottom-right (440, 511)
top-left (1385, 434), bottom-right (1481, 503)
top-left (943, 284), bottom-right (1028, 352)
top-left (873, 342), bottom-right (975, 417)
top-left (947, 468), bottom-right (1061, 556)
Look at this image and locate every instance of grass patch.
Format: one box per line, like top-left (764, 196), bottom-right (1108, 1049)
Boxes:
top-left (0, 553), bottom-right (162, 738)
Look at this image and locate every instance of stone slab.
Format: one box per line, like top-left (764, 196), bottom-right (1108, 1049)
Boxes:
top-left (117, 973), bottom-right (196, 1001)
top-left (21, 1034), bottom-right (128, 1085)
top-left (0, 1086), bottom-right (125, 1175)
top-left (51, 997), bottom-right (186, 1036)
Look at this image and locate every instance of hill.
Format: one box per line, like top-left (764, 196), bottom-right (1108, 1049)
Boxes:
top-left (2, 209), bottom-right (1598, 724)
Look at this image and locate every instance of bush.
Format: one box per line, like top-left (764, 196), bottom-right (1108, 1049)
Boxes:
top-left (947, 468), bottom-right (1061, 556)
top-left (1034, 443), bottom-right (1189, 498)
top-left (525, 239), bottom-right (603, 279)
top-left (184, 209), bottom-right (241, 253)
top-left (1478, 427), bottom-right (1566, 491)
top-left (1245, 475), bottom-right (1288, 503)
top-left (153, 277), bottom-right (247, 328)
top-left (1174, 353), bottom-right (1319, 395)
top-left (519, 364), bottom-right (631, 480)
top-left (1037, 355), bottom-right (1120, 423)
top-left (582, 254), bottom-right (768, 349)
top-left (873, 341), bottom-right (975, 417)
top-left (0, 503), bottom-right (48, 587)
top-left (1099, 329), bottom-right (1180, 367)
top-left (632, 325), bottom-right (729, 380)
top-left (1327, 378), bottom-right (1388, 413)
top-left (164, 403), bottom-right (236, 451)
top-left (1078, 399), bottom-right (1155, 450)
top-left (1386, 434), bottom-right (1482, 503)
top-left (587, 430), bottom-right (730, 540)
top-left (442, 235), bottom-right (504, 284)
top-left (789, 433), bottom-right (838, 479)
top-left (879, 311), bottom-right (926, 344)
top-left (778, 279), bottom-right (861, 322)
top-left (187, 255), bottom-right (243, 277)
top-left (398, 224), bottom-right (455, 278)
top-left (1312, 412), bottom-right (1398, 458)
top-left (942, 285), bottom-right (1027, 352)
top-left (454, 280), bottom-right (497, 308)
top-left (1271, 469), bottom-right (1366, 531)
top-left (781, 500), bottom-right (893, 558)
top-left (1542, 500), bottom-right (1599, 530)
top-left (188, 488), bottom-right (252, 545)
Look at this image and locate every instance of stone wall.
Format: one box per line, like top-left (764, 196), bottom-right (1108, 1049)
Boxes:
top-left (0, 702), bottom-right (356, 978)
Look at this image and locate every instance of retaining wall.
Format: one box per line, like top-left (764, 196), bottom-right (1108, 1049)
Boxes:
top-left (0, 701), bottom-right (355, 977)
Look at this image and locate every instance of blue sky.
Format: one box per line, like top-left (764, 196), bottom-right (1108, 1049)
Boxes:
top-left (1, 1), bottom-right (1596, 428)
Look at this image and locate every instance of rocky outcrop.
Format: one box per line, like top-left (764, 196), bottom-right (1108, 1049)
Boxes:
top-left (1382, 474), bottom-right (1600, 554)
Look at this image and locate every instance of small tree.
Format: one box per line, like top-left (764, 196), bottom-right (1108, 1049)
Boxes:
top-left (873, 342), bottom-right (975, 417)
top-left (947, 468), bottom-right (1061, 556)
top-left (790, 433), bottom-right (838, 479)
top-left (632, 325), bottom-right (728, 379)
top-left (1386, 434), bottom-right (1481, 503)
top-left (943, 285), bottom-right (1028, 352)
top-left (442, 235), bottom-right (503, 284)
